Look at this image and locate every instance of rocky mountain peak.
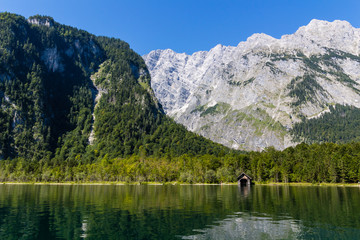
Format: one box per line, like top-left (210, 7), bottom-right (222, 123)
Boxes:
top-left (245, 33), bottom-right (276, 45)
top-left (289, 19), bottom-right (360, 55)
top-left (144, 19), bottom-right (360, 151)
top-left (298, 19), bottom-right (354, 34)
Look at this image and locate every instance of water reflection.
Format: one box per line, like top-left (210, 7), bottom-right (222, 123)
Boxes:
top-left (0, 184), bottom-right (359, 239)
top-left (182, 185), bottom-right (360, 240)
top-left (181, 212), bottom-right (302, 240)
top-left (182, 211), bottom-right (360, 240)
top-left (238, 185), bottom-right (251, 198)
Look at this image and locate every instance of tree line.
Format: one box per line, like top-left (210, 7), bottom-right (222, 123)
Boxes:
top-left (1, 141), bottom-right (359, 184)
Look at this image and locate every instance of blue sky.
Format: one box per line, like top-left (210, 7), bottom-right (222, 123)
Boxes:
top-left (1, 0), bottom-right (360, 55)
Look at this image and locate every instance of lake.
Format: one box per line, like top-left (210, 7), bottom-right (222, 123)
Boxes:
top-left (0, 184), bottom-right (359, 239)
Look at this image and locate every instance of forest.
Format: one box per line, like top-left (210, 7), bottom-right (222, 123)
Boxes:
top-left (291, 104), bottom-right (360, 144)
top-left (0, 141), bottom-right (359, 184)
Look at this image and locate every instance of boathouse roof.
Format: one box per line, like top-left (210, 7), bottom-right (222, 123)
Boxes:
top-left (237, 173), bottom-right (252, 180)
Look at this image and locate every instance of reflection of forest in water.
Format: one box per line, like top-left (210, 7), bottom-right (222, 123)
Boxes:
top-left (0, 185), bottom-right (360, 239)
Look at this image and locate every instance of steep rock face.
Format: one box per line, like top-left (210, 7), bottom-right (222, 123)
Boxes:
top-left (27, 15), bottom-right (54, 27)
top-left (144, 20), bottom-right (360, 151)
top-left (0, 13), bottom-right (106, 159)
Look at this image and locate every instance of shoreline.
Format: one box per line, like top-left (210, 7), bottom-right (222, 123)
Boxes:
top-left (255, 182), bottom-right (360, 187)
top-left (0, 181), bottom-right (359, 187)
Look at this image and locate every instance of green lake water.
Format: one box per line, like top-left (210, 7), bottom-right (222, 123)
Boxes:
top-left (0, 184), bottom-right (360, 239)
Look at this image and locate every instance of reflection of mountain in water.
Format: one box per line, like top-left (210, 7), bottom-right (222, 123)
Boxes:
top-left (1, 185), bottom-right (360, 239)
top-left (181, 212), bottom-right (302, 240)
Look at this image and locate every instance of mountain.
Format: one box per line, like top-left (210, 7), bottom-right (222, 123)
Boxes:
top-left (143, 19), bottom-right (360, 151)
top-left (0, 12), bottom-right (230, 162)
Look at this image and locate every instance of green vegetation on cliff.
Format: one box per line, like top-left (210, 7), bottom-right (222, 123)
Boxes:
top-left (0, 12), bottom-right (230, 165)
top-left (291, 104), bottom-right (360, 144)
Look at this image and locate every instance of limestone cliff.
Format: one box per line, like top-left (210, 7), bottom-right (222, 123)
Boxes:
top-left (144, 20), bottom-right (360, 150)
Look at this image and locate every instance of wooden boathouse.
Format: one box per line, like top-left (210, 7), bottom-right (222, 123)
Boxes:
top-left (237, 173), bottom-right (252, 186)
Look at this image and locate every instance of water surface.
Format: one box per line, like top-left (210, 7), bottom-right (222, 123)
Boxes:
top-left (0, 184), bottom-right (359, 239)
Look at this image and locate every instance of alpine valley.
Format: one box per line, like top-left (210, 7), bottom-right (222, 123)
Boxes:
top-left (1, 12), bottom-right (360, 185)
top-left (144, 19), bottom-right (360, 151)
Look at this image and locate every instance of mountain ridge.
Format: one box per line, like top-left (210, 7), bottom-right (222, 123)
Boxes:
top-left (144, 19), bottom-right (360, 151)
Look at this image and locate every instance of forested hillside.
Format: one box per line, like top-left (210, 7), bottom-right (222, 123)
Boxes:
top-left (291, 104), bottom-right (360, 144)
top-left (0, 12), bottom-right (231, 164)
